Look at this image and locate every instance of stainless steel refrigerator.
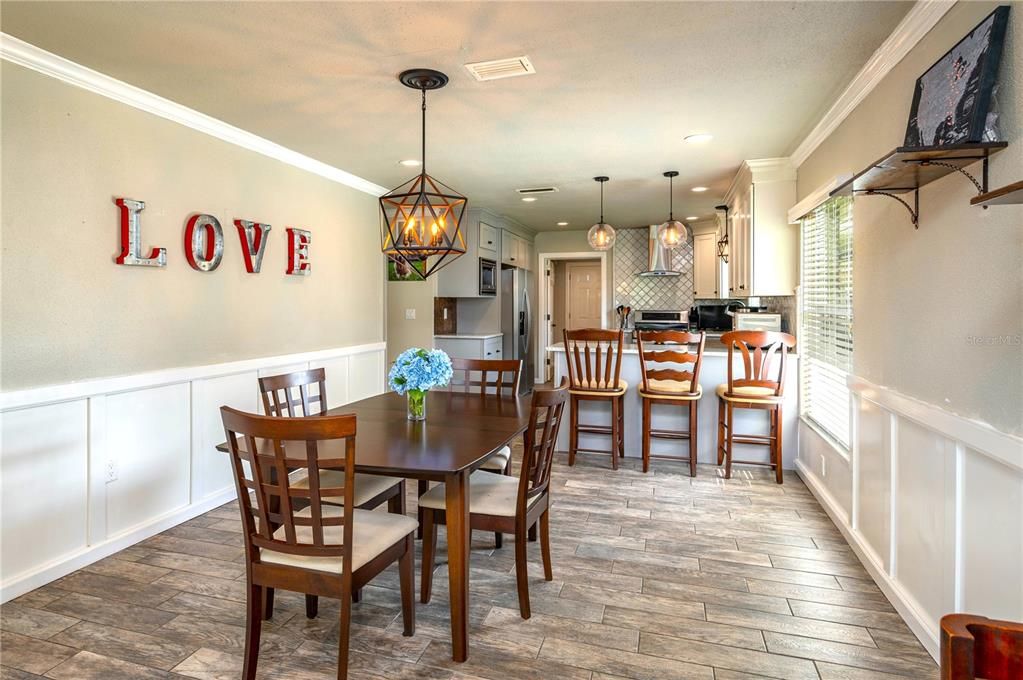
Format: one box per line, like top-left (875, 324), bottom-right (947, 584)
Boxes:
top-left (501, 265), bottom-right (534, 394)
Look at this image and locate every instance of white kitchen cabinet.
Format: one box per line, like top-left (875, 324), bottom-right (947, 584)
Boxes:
top-left (434, 335), bottom-right (503, 360)
top-left (436, 209), bottom-right (499, 298)
top-left (692, 232), bottom-right (719, 299)
top-left (500, 230), bottom-right (533, 270)
top-left (724, 158), bottom-right (797, 297)
top-left (479, 221), bottom-right (499, 256)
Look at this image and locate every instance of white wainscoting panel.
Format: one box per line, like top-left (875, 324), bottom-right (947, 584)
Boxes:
top-left (960, 448), bottom-right (1023, 620)
top-left (105, 384), bottom-right (191, 538)
top-left (0, 341), bottom-right (386, 602)
top-left (191, 372), bottom-right (259, 501)
top-left (0, 400), bottom-right (89, 582)
top-left (797, 375), bottom-right (1023, 661)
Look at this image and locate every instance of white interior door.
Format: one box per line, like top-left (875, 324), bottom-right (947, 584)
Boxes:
top-left (566, 261), bottom-right (602, 330)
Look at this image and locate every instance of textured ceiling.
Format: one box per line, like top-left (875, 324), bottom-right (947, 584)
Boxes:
top-left (2, 1), bottom-right (912, 231)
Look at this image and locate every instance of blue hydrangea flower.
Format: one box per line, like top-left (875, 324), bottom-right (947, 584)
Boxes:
top-left (388, 348), bottom-right (453, 395)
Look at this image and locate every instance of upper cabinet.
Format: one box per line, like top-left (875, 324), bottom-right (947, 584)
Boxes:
top-left (724, 158), bottom-right (797, 298)
top-left (692, 232), bottom-right (719, 299)
top-left (436, 209), bottom-right (533, 297)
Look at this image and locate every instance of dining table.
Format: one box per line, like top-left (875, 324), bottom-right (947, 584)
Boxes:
top-left (216, 388), bottom-right (531, 662)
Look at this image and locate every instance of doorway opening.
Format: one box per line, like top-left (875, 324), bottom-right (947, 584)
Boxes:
top-left (536, 252), bottom-right (608, 383)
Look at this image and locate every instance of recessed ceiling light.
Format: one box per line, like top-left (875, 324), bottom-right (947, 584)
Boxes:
top-left (686, 216), bottom-right (699, 221)
top-left (557, 221), bottom-right (569, 226)
top-left (521, 197), bottom-right (537, 202)
top-left (684, 133), bottom-right (713, 144)
top-left (398, 159), bottom-right (421, 167)
top-left (691, 187), bottom-right (708, 193)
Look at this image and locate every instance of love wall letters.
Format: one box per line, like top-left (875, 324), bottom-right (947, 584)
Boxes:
top-left (114, 197), bottom-right (311, 276)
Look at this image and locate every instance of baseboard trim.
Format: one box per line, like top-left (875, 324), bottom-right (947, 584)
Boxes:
top-left (1, 487), bottom-right (236, 603)
top-left (795, 459), bottom-right (940, 661)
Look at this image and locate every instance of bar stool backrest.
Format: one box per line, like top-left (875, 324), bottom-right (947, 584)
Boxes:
top-left (637, 330), bottom-right (705, 397)
top-left (563, 328), bottom-right (624, 392)
top-left (721, 331), bottom-right (796, 398)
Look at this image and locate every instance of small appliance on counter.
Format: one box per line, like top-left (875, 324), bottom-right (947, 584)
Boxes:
top-left (631, 309), bottom-right (689, 342)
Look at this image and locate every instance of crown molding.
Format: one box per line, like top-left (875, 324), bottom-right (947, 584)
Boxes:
top-left (789, 0), bottom-right (955, 168)
top-left (0, 33), bottom-right (388, 197)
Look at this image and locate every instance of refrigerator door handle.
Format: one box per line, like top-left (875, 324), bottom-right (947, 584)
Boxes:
top-left (522, 287), bottom-right (531, 354)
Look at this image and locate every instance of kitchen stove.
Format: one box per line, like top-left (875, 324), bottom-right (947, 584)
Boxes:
top-left (631, 309), bottom-right (689, 340)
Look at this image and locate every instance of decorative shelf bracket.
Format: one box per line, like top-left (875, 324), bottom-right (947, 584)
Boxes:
top-left (861, 189), bottom-right (920, 228)
top-left (905, 155), bottom-right (990, 200)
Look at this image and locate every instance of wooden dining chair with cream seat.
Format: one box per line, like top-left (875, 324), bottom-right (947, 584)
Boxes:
top-left (419, 357), bottom-right (522, 548)
top-left (637, 330), bottom-right (706, 476)
top-left (419, 380), bottom-right (568, 619)
top-left (259, 368), bottom-right (405, 617)
top-left (563, 328), bottom-right (627, 469)
top-left (716, 330), bottom-right (796, 484)
top-left (219, 407), bottom-right (417, 680)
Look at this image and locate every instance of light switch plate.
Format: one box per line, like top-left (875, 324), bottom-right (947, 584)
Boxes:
top-left (405, 308), bottom-right (416, 320)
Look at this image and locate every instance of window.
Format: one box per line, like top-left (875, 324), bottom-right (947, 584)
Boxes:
top-left (800, 196), bottom-right (853, 449)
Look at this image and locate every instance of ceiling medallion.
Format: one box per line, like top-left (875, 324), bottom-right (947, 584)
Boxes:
top-left (587, 176), bottom-right (616, 251)
top-left (379, 69), bottom-right (467, 279)
top-left (658, 170), bottom-right (690, 249)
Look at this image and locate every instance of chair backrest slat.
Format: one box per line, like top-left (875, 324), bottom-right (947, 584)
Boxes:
top-left (720, 331), bottom-right (796, 397)
top-left (449, 358), bottom-right (521, 395)
top-left (637, 330), bottom-right (705, 396)
top-left (517, 380), bottom-right (569, 509)
top-left (259, 368), bottom-right (328, 418)
top-left (563, 329), bottom-right (624, 391)
top-left (221, 407), bottom-right (356, 565)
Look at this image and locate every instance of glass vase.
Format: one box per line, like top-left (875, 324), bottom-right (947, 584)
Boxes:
top-left (407, 389), bottom-right (427, 421)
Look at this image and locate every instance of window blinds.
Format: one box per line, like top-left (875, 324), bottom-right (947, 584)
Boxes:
top-left (800, 196), bottom-right (853, 448)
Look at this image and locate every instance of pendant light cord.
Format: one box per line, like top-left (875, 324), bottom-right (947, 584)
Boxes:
top-left (600, 179), bottom-right (605, 223)
top-left (421, 88), bottom-right (427, 174)
top-left (668, 174), bottom-right (674, 221)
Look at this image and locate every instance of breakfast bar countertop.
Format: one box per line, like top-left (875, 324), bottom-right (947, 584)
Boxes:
top-left (547, 340), bottom-right (798, 358)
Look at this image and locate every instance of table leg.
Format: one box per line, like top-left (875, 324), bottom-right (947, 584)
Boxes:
top-left (445, 470), bottom-right (471, 662)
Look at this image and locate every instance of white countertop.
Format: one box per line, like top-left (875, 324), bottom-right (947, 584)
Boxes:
top-left (435, 333), bottom-right (503, 340)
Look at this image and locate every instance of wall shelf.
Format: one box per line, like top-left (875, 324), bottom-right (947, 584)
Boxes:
top-left (971, 180), bottom-right (1023, 207)
top-left (830, 142), bottom-right (1008, 228)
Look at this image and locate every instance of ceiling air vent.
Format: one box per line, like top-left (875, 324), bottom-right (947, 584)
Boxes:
top-left (464, 56), bottom-right (536, 82)
top-left (516, 187), bottom-right (559, 195)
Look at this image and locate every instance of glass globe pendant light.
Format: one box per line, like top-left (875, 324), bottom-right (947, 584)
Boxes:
top-left (379, 69), bottom-right (467, 279)
top-left (658, 170), bottom-right (690, 249)
top-left (587, 176), bottom-right (616, 251)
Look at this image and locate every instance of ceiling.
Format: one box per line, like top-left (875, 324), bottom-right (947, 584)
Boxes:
top-left (2, 1), bottom-right (912, 232)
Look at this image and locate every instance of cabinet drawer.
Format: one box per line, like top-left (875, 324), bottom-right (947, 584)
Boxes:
top-left (479, 222), bottom-right (499, 255)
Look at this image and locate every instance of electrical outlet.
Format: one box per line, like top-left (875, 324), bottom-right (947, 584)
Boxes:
top-left (443, 308), bottom-right (448, 320)
top-left (405, 308), bottom-right (416, 320)
top-left (105, 459), bottom-right (118, 483)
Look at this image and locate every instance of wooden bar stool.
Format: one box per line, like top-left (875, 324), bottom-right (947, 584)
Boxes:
top-left (563, 328), bottom-right (626, 470)
top-left (637, 330), bottom-right (705, 476)
top-left (716, 330), bottom-right (795, 484)
top-left (941, 613), bottom-right (1023, 679)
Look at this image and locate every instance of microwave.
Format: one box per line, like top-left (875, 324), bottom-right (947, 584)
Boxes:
top-left (479, 258), bottom-right (497, 296)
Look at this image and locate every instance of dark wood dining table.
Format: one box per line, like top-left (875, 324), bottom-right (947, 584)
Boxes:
top-left (216, 388), bottom-right (531, 662)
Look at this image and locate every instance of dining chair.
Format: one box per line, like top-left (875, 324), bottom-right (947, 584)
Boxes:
top-left (637, 330), bottom-right (705, 476)
top-left (259, 368), bottom-right (405, 616)
top-left (421, 357), bottom-right (522, 548)
top-left (418, 379), bottom-right (568, 619)
top-left (220, 407), bottom-right (417, 680)
top-left (941, 613), bottom-right (1023, 679)
top-left (563, 328), bottom-right (627, 469)
top-left (716, 330), bottom-right (796, 483)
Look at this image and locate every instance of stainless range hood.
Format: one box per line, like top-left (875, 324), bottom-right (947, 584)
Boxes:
top-left (639, 224), bottom-right (680, 277)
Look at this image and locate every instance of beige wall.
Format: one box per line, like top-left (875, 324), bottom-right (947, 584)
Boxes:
top-left (1, 63), bottom-right (384, 390)
top-left (386, 278), bottom-right (436, 362)
top-left (797, 1), bottom-right (1023, 435)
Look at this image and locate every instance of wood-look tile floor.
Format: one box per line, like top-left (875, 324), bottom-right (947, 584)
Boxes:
top-left (1, 452), bottom-right (938, 679)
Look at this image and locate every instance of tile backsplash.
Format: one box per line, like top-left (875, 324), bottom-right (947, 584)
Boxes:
top-left (613, 227), bottom-right (695, 311)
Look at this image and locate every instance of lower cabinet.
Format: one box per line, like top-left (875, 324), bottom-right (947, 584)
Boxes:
top-left (435, 335), bottom-right (503, 361)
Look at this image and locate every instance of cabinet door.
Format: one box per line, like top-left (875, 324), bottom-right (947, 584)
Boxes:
top-left (692, 232), bottom-right (718, 298)
top-left (479, 222), bottom-right (499, 255)
top-left (519, 238), bottom-right (533, 271)
top-left (501, 230), bottom-right (518, 266)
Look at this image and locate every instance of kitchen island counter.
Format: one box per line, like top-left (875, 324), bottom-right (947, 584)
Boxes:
top-left (548, 341), bottom-right (799, 470)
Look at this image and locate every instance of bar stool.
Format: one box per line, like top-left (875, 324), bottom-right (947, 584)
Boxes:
top-left (637, 330), bottom-right (705, 476)
top-left (716, 330), bottom-right (796, 484)
top-left (563, 328), bottom-right (626, 470)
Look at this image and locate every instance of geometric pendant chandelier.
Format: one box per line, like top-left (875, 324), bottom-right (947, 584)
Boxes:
top-left (379, 69), bottom-right (467, 279)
